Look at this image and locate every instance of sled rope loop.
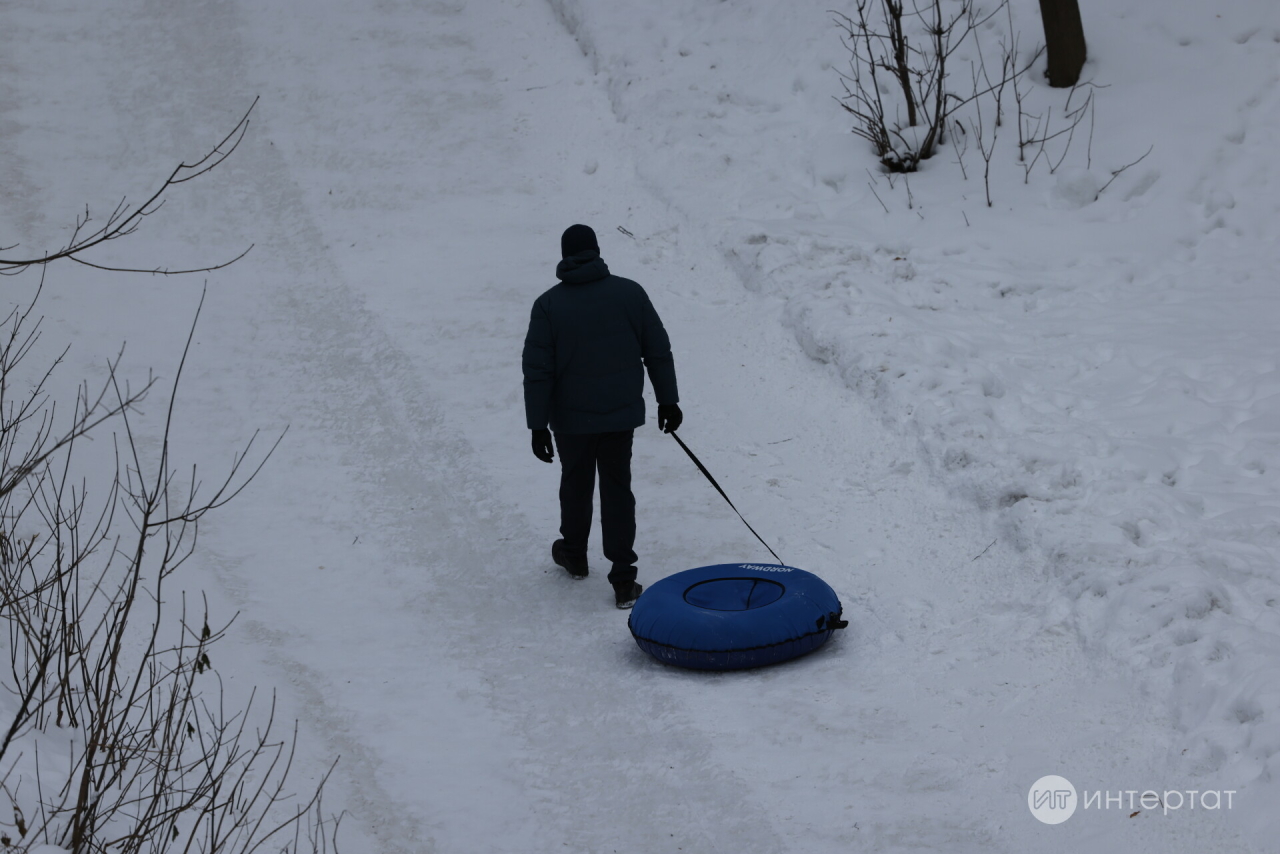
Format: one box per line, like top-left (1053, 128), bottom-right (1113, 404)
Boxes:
top-left (669, 431), bottom-right (785, 566)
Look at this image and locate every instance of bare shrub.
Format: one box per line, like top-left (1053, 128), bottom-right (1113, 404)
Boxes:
top-left (833, 0), bottom-right (1133, 209)
top-left (0, 106), bottom-right (340, 854)
top-left (833, 0), bottom-right (1032, 173)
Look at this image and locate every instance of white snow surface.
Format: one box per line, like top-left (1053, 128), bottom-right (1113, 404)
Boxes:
top-left (1, 0), bottom-right (1277, 851)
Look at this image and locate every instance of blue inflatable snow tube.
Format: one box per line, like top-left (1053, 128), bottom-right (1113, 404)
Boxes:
top-left (628, 563), bottom-right (847, 671)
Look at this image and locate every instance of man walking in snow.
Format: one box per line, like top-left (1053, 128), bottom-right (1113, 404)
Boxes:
top-left (523, 224), bottom-right (682, 609)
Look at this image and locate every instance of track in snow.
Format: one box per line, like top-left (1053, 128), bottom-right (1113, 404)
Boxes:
top-left (1, 0), bottom-right (1259, 851)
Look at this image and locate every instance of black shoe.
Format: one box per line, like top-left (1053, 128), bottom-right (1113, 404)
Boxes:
top-left (613, 581), bottom-right (643, 610)
top-left (551, 539), bottom-right (588, 579)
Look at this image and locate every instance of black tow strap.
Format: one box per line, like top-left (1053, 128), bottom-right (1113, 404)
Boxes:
top-left (669, 431), bottom-right (785, 566)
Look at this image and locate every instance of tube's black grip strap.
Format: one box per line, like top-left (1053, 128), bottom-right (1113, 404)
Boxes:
top-left (669, 431), bottom-right (784, 566)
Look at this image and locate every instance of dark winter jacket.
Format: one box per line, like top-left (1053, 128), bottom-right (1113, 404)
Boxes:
top-left (522, 251), bottom-right (679, 434)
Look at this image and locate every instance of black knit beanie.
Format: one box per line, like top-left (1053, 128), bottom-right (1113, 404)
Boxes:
top-left (561, 224), bottom-right (599, 258)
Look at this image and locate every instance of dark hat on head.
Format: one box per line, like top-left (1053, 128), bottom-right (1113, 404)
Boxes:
top-left (561, 224), bottom-right (599, 258)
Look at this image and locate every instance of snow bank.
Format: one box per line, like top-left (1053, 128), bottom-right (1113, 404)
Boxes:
top-left (552, 0), bottom-right (1280, 826)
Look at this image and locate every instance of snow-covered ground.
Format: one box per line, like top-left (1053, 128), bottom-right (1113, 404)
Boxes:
top-left (1, 0), bottom-right (1276, 851)
top-left (549, 0), bottom-right (1280, 837)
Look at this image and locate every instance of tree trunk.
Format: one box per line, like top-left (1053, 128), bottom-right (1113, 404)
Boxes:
top-left (885, 1), bottom-right (918, 127)
top-left (1038, 0), bottom-right (1087, 87)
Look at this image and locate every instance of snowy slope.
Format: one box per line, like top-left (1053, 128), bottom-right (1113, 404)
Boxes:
top-left (0, 0), bottom-right (1274, 851)
top-left (549, 0), bottom-right (1280, 840)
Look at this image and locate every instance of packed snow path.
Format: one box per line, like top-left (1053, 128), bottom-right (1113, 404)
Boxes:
top-left (1, 0), bottom-right (1261, 851)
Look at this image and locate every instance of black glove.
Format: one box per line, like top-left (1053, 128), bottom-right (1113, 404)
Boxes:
top-left (531, 428), bottom-right (554, 463)
top-left (657, 403), bottom-right (683, 434)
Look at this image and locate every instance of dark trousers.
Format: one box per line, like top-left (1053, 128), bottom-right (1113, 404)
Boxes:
top-left (553, 429), bottom-right (638, 586)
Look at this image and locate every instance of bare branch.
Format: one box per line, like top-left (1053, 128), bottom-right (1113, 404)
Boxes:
top-left (0, 98), bottom-right (258, 277)
top-left (1094, 145), bottom-right (1155, 200)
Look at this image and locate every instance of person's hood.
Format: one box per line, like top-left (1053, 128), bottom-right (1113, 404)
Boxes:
top-left (556, 250), bottom-right (610, 284)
